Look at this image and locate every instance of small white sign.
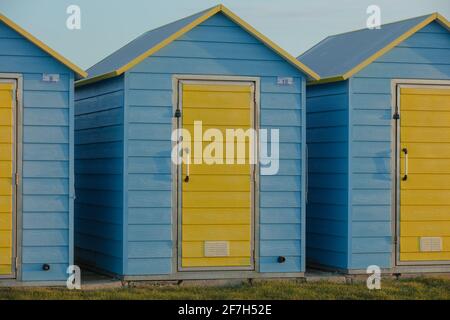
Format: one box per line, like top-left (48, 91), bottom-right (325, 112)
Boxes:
top-left (43, 74), bottom-right (60, 82)
top-left (277, 77), bottom-right (294, 86)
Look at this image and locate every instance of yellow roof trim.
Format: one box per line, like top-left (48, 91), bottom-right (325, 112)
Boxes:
top-left (435, 13), bottom-right (450, 30)
top-left (307, 75), bottom-right (346, 86)
top-left (79, 4), bottom-right (320, 85)
top-left (340, 13), bottom-right (446, 81)
top-left (75, 71), bottom-right (119, 87)
top-left (0, 12), bottom-right (87, 78)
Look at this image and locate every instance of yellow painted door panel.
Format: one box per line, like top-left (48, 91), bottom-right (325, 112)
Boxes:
top-left (400, 143), bottom-right (450, 159)
top-left (183, 225), bottom-right (251, 241)
top-left (402, 127), bottom-right (450, 143)
top-left (0, 110), bottom-right (12, 126)
top-left (400, 221), bottom-right (450, 236)
top-left (0, 82), bottom-right (14, 276)
top-left (183, 109), bottom-right (251, 126)
top-left (402, 111), bottom-right (450, 127)
top-left (180, 82), bottom-right (254, 269)
top-left (400, 158), bottom-right (450, 174)
top-left (0, 213), bottom-right (12, 230)
top-left (401, 206), bottom-right (450, 221)
top-left (183, 176), bottom-right (251, 192)
top-left (183, 92), bottom-right (252, 109)
top-left (183, 164), bottom-right (250, 175)
top-left (400, 252), bottom-right (450, 261)
top-left (183, 192), bottom-right (251, 208)
top-left (182, 257), bottom-right (252, 268)
top-left (399, 86), bottom-right (450, 263)
top-left (401, 88), bottom-right (450, 111)
top-left (401, 190), bottom-right (450, 206)
top-left (183, 208), bottom-right (251, 225)
top-left (0, 196), bottom-right (12, 212)
top-left (401, 175), bottom-right (450, 189)
top-left (0, 248), bottom-right (12, 263)
top-left (0, 145), bottom-right (12, 161)
top-left (0, 127), bottom-right (12, 143)
top-left (0, 162), bottom-right (12, 178)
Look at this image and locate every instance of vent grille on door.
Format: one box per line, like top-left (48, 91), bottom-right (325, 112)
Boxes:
top-left (420, 237), bottom-right (443, 252)
top-left (204, 241), bottom-right (230, 257)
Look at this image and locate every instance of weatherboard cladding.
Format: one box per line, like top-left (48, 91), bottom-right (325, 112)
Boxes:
top-left (304, 20), bottom-right (450, 270)
top-left (74, 76), bottom-right (125, 274)
top-left (75, 12), bottom-right (306, 276)
top-left (306, 80), bottom-right (349, 269)
top-left (0, 20), bottom-right (75, 281)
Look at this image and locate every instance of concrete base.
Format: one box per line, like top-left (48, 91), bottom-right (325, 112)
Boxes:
top-left (1, 268), bottom-right (448, 289)
top-left (304, 270), bottom-right (348, 283)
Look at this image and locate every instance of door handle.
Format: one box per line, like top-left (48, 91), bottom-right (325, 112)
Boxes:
top-left (184, 147), bottom-right (190, 183)
top-left (402, 148), bottom-right (408, 181)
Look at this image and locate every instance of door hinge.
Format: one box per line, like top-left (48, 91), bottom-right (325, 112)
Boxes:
top-left (15, 257), bottom-right (19, 270)
top-left (174, 109), bottom-right (181, 118)
top-left (15, 173), bottom-right (20, 186)
top-left (393, 112), bottom-right (400, 120)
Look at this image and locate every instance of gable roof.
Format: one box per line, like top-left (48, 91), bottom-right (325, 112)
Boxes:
top-left (0, 12), bottom-right (87, 78)
top-left (78, 4), bottom-right (320, 86)
top-left (298, 13), bottom-right (449, 84)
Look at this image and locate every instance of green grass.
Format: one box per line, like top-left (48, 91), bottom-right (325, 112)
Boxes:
top-left (1, 277), bottom-right (449, 300)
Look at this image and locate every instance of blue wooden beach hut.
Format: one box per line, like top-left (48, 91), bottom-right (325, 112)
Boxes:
top-left (0, 12), bottom-right (87, 283)
top-left (299, 13), bottom-right (450, 274)
top-left (74, 5), bottom-right (319, 280)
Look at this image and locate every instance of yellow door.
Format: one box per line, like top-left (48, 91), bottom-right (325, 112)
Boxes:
top-left (180, 81), bottom-right (254, 269)
top-left (399, 85), bottom-right (450, 263)
top-left (0, 82), bottom-right (15, 277)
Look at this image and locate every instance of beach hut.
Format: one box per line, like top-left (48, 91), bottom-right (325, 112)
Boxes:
top-left (298, 13), bottom-right (450, 274)
top-left (0, 13), bottom-right (86, 283)
top-left (74, 5), bottom-right (319, 280)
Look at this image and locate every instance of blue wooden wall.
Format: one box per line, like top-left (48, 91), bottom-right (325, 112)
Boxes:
top-left (0, 21), bottom-right (74, 281)
top-left (306, 81), bottom-right (350, 270)
top-left (306, 21), bottom-right (450, 271)
top-left (74, 76), bottom-right (125, 275)
top-left (123, 13), bottom-right (306, 276)
top-left (348, 21), bottom-right (450, 269)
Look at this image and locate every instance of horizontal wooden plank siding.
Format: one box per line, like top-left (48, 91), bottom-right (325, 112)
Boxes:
top-left (0, 20), bottom-right (74, 281)
top-left (124, 13), bottom-right (305, 275)
top-left (74, 76), bottom-right (125, 275)
top-left (306, 80), bottom-right (349, 270)
top-left (349, 22), bottom-right (450, 269)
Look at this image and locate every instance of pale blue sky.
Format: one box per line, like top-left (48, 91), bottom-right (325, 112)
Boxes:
top-left (0, 0), bottom-right (448, 69)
